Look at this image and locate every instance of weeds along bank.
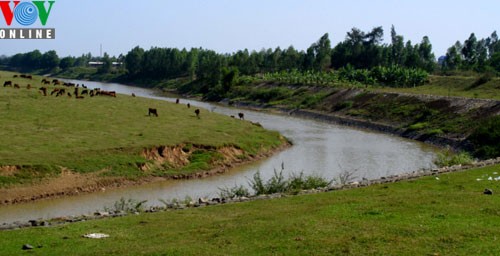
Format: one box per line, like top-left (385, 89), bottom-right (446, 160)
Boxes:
top-left (0, 71), bottom-right (289, 204)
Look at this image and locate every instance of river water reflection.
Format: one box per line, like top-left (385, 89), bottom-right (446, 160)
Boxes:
top-left (0, 80), bottom-right (437, 223)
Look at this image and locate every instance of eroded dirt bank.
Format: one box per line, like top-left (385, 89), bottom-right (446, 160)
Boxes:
top-left (0, 142), bottom-right (290, 205)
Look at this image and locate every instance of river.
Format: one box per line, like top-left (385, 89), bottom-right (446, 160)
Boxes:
top-left (0, 80), bottom-right (437, 224)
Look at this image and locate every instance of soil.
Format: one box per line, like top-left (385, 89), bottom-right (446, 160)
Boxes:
top-left (0, 142), bottom-right (291, 205)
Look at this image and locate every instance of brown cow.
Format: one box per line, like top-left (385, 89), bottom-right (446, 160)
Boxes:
top-left (3, 81), bottom-right (12, 87)
top-left (148, 108), bottom-right (158, 117)
top-left (131, 93), bottom-right (136, 97)
top-left (39, 87), bottom-right (47, 96)
top-left (26, 84), bottom-right (31, 89)
top-left (13, 84), bottom-right (20, 89)
top-left (194, 109), bottom-right (200, 118)
top-left (238, 113), bottom-right (245, 120)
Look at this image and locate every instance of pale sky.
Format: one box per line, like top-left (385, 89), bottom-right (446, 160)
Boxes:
top-left (0, 0), bottom-right (498, 58)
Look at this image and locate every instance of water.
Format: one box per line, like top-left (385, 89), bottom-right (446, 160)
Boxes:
top-left (0, 80), bottom-right (437, 223)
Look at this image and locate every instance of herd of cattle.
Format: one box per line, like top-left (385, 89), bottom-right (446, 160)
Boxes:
top-left (3, 73), bottom-right (245, 120)
top-left (3, 74), bottom-right (117, 100)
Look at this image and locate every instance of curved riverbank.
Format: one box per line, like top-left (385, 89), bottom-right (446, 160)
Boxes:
top-left (0, 142), bottom-right (291, 206)
top-left (216, 87), bottom-right (500, 153)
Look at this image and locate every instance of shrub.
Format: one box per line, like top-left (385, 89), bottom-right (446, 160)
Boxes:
top-left (434, 149), bottom-right (473, 167)
top-left (218, 185), bottom-right (250, 198)
top-left (247, 170), bottom-right (331, 195)
top-left (105, 197), bottom-right (148, 213)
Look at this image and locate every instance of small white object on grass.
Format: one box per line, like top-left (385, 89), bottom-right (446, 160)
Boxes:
top-left (83, 233), bottom-right (110, 239)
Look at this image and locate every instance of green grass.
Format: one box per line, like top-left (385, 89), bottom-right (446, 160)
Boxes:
top-left (377, 75), bottom-right (500, 100)
top-left (0, 71), bottom-right (285, 186)
top-left (1, 165), bottom-right (499, 255)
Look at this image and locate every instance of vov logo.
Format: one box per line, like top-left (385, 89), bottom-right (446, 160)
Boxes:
top-left (0, 1), bottom-right (55, 26)
top-left (0, 1), bottom-right (55, 39)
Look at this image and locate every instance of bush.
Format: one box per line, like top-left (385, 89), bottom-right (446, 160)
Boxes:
top-left (218, 185), bottom-right (250, 198)
top-left (247, 170), bottom-right (331, 195)
top-left (434, 149), bottom-right (473, 167)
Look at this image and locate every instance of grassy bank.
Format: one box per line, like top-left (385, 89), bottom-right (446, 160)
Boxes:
top-left (0, 70), bottom-right (286, 191)
top-left (1, 164), bottom-right (499, 255)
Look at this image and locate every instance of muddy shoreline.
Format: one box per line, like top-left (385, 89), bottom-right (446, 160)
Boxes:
top-left (0, 142), bottom-right (291, 206)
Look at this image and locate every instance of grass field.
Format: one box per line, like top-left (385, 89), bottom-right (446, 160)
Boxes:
top-left (0, 71), bottom-right (286, 187)
top-left (0, 164), bottom-right (499, 255)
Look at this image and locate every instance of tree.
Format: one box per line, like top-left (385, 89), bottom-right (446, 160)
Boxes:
top-left (311, 33), bottom-right (332, 71)
top-left (59, 56), bottom-right (75, 70)
top-left (23, 50), bottom-right (42, 69)
top-left (125, 46), bottom-right (144, 77)
top-left (489, 52), bottom-right (500, 72)
top-left (40, 50), bottom-right (59, 70)
top-left (443, 41), bottom-right (462, 70)
top-left (462, 33), bottom-right (478, 68)
top-left (418, 36), bottom-right (436, 72)
top-left (486, 31), bottom-right (499, 57)
top-left (390, 25), bottom-right (405, 66)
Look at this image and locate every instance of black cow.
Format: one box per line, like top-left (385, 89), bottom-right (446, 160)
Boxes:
top-left (3, 81), bottom-right (12, 87)
top-left (238, 113), bottom-right (244, 120)
top-left (194, 109), bottom-right (200, 118)
top-left (148, 108), bottom-right (158, 117)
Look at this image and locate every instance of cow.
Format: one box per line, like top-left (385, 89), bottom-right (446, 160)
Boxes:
top-left (39, 87), bottom-right (47, 96)
top-left (56, 89), bottom-right (66, 97)
top-left (132, 93), bottom-right (136, 97)
top-left (100, 91), bottom-right (116, 97)
top-left (194, 109), bottom-right (200, 118)
top-left (52, 79), bottom-right (59, 84)
top-left (148, 108), bottom-right (158, 117)
top-left (13, 75), bottom-right (18, 78)
top-left (187, 103), bottom-right (191, 108)
top-left (3, 81), bottom-right (12, 87)
top-left (25, 75), bottom-right (32, 79)
top-left (51, 88), bottom-right (60, 95)
top-left (13, 84), bottom-right (20, 89)
top-left (238, 112), bottom-right (245, 120)
top-left (81, 89), bottom-right (88, 95)
top-left (67, 92), bottom-right (72, 98)
top-left (176, 98), bottom-right (180, 104)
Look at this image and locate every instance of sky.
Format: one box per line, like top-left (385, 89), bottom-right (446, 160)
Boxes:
top-left (0, 0), bottom-right (498, 58)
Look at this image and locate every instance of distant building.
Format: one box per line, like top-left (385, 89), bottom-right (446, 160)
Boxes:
top-left (88, 61), bottom-right (123, 67)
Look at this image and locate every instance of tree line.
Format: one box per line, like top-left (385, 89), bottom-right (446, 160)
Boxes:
top-left (2, 26), bottom-right (499, 84)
